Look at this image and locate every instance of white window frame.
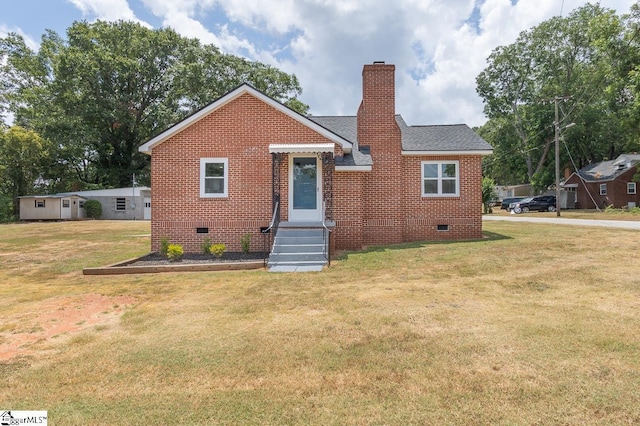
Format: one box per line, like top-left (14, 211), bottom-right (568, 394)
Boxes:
top-left (35, 200), bottom-right (45, 208)
top-left (200, 158), bottom-right (228, 198)
top-left (421, 161), bottom-right (459, 197)
top-left (628, 182), bottom-right (636, 195)
top-left (115, 198), bottom-right (126, 211)
top-left (62, 199), bottom-right (70, 208)
top-left (599, 183), bottom-right (607, 196)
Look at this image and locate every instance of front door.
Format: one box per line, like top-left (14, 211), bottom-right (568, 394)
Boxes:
top-left (60, 198), bottom-right (71, 219)
top-left (289, 155), bottom-right (322, 221)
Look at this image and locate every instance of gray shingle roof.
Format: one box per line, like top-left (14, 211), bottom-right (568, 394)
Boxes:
top-left (395, 116), bottom-right (492, 152)
top-left (576, 154), bottom-right (640, 181)
top-left (309, 115), bottom-right (493, 155)
top-left (309, 115), bottom-right (372, 166)
top-left (309, 116), bottom-right (358, 143)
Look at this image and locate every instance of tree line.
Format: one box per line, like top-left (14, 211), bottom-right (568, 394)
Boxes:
top-left (476, 2), bottom-right (640, 192)
top-left (0, 20), bottom-right (307, 220)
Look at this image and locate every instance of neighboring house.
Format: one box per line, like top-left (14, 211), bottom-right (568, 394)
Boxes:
top-left (139, 62), bottom-right (493, 260)
top-left (564, 154), bottom-right (640, 209)
top-left (19, 187), bottom-right (151, 220)
top-left (496, 184), bottom-right (532, 200)
top-left (19, 194), bottom-right (87, 220)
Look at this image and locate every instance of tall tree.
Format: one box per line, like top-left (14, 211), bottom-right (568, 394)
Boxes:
top-left (476, 4), bottom-right (638, 190)
top-left (0, 21), bottom-right (308, 189)
top-left (0, 126), bottom-right (51, 218)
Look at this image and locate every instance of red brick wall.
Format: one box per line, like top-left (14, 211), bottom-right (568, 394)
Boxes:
top-left (333, 172), bottom-right (365, 250)
top-left (150, 93), bottom-right (337, 253)
top-left (401, 155), bottom-right (483, 241)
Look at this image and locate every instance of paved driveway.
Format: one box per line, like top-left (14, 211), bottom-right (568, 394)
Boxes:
top-left (483, 214), bottom-right (640, 230)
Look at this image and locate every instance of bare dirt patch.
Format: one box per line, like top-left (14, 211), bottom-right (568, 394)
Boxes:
top-left (0, 294), bottom-right (136, 361)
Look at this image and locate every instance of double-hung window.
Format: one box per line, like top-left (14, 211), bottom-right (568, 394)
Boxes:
top-left (200, 158), bottom-right (228, 198)
top-left (599, 184), bottom-right (607, 196)
top-left (422, 161), bottom-right (459, 197)
top-left (628, 182), bottom-right (637, 195)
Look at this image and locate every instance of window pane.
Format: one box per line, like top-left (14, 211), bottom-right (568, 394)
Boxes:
top-left (424, 180), bottom-right (438, 194)
top-left (205, 178), bottom-right (224, 194)
top-left (423, 163), bottom-right (438, 178)
top-left (442, 163), bottom-right (457, 178)
top-left (442, 179), bottom-right (457, 194)
top-left (205, 163), bottom-right (224, 178)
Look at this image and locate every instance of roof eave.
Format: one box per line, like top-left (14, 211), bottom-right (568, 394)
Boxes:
top-left (335, 165), bottom-right (372, 172)
top-left (401, 149), bottom-right (494, 156)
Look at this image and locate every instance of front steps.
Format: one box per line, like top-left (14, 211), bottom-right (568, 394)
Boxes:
top-left (267, 224), bottom-right (329, 272)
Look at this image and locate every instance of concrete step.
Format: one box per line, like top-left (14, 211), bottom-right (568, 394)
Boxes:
top-left (268, 226), bottom-right (328, 272)
top-left (271, 244), bottom-right (325, 254)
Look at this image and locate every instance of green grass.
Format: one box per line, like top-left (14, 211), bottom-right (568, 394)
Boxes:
top-left (0, 219), bottom-right (639, 425)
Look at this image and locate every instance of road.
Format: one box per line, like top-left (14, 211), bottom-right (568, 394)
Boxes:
top-left (483, 214), bottom-right (640, 230)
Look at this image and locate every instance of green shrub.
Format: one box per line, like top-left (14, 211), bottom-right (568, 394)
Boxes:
top-left (166, 244), bottom-right (184, 261)
top-left (210, 243), bottom-right (226, 258)
top-left (200, 237), bottom-right (212, 254)
top-left (83, 199), bottom-right (102, 219)
top-left (160, 237), bottom-right (169, 256)
top-left (240, 233), bottom-right (251, 254)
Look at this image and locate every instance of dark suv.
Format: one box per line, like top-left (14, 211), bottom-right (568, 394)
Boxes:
top-left (511, 196), bottom-right (557, 213)
top-left (501, 197), bottom-right (526, 211)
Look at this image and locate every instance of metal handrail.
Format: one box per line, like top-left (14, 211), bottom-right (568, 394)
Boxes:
top-left (321, 201), bottom-right (332, 266)
top-left (262, 201), bottom-right (280, 267)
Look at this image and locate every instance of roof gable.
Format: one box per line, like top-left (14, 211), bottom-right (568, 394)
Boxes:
top-left (139, 84), bottom-right (353, 154)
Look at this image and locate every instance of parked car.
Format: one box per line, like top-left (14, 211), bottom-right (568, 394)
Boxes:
top-left (511, 195), bottom-right (557, 213)
top-left (501, 197), bottom-right (526, 210)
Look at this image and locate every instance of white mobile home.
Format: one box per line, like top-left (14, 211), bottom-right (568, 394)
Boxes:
top-left (19, 194), bottom-right (87, 220)
top-left (19, 187), bottom-right (151, 221)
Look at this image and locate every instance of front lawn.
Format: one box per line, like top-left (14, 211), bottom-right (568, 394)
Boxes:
top-left (1, 220), bottom-right (639, 425)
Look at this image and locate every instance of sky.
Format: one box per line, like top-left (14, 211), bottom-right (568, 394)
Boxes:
top-left (1, 0), bottom-right (636, 127)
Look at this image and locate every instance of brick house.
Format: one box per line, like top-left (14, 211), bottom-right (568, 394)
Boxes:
top-left (139, 62), bottom-right (493, 268)
top-left (564, 154), bottom-right (640, 209)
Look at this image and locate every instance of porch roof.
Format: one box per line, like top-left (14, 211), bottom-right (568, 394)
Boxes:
top-left (268, 143), bottom-right (335, 154)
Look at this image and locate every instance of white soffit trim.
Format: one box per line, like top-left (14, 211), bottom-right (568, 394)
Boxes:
top-left (269, 143), bottom-right (335, 154)
top-left (402, 150), bottom-right (494, 156)
top-left (139, 84), bottom-right (352, 154)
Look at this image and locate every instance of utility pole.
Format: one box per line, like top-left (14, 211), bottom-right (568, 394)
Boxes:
top-left (549, 95), bottom-right (573, 217)
top-left (554, 100), bottom-right (561, 217)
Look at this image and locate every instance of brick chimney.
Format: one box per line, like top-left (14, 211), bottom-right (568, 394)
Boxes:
top-left (357, 62), bottom-right (403, 247)
top-left (357, 61), bottom-right (400, 154)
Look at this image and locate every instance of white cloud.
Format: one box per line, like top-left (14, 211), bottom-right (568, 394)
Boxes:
top-left (0, 24), bottom-right (40, 51)
top-left (60, 0), bottom-right (639, 127)
top-left (68, 0), bottom-right (150, 25)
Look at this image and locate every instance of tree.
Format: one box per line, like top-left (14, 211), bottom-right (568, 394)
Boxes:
top-left (481, 177), bottom-right (498, 214)
top-left (0, 126), bottom-right (51, 218)
top-left (1, 21), bottom-right (308, 189)
top-left (476, 4), bottom-right (639, 191)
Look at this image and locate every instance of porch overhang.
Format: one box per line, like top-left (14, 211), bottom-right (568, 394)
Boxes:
top-left (269, 143), bottom-right (335, 154)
